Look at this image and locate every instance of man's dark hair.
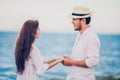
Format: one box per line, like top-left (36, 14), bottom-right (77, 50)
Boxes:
top-left (80, 17), bottom-right (91, 24)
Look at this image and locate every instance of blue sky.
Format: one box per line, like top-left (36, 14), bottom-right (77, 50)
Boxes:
top-left (0, 0), bottom-right (120, 34)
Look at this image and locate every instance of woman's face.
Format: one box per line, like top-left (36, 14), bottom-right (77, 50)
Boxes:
top-left (34, 27), bottom-right (40, 39)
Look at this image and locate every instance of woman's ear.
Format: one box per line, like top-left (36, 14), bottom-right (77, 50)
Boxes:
top-left (32, 32), bottom-right (36, 37)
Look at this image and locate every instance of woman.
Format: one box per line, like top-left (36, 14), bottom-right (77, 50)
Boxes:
top-left (15, 19), bottom-right (64, 80)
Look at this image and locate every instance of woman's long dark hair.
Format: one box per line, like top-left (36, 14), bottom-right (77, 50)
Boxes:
top-left (15, 19), bottom-right (39, 74)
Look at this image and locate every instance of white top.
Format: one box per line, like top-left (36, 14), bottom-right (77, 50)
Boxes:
top-left (66, 27), bottom-right (100, 80)
top-left (16, 44), bottom-right (49, 80)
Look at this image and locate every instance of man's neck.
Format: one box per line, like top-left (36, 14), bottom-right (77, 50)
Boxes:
top-left (79, 25), bottom-right (89, 34)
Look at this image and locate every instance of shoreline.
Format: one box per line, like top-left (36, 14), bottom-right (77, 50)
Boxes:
top-left (39, 75), bottom-right (120, 80)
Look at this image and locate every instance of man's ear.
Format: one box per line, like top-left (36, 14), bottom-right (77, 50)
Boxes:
top-left (81, 18), bottom-right (86, 24)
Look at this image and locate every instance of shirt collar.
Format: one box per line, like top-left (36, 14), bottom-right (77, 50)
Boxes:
top-left (80, 26), bottom-right (92, 36)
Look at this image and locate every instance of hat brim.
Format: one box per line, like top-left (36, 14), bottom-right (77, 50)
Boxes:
top-left (67, 11), bottom-right (93, 18)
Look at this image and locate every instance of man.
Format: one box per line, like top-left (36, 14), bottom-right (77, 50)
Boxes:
top-left (62, 6), bottom-right (100, 80)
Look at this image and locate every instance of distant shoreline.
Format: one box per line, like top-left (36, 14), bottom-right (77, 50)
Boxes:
top-left (0, 31), bottom-right (120, 35)
top-left (39, 75), bottom-right (120, 80)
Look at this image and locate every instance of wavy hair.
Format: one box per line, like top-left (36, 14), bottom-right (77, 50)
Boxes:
top-left (15, 19), bottom-right (39, 74)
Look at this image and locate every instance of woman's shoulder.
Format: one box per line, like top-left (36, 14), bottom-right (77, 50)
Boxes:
top-left (32, 44), bottom-right (39, 50)
top-left (30, 44), bottom-right (42, 58)
top-left (31, 44), bottom-right (41, 54)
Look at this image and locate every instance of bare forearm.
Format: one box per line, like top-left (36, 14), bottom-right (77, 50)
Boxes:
top-left (47, 57), bottom-right (64, 69)
top-left (72, 60), bottom-right (88, 67)
top-left (44, 59), bottom-right (57, 64)
top-left (48, 60), bottom-right (59, 69)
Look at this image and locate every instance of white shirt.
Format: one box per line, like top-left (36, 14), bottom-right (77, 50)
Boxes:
top-left (66, 27), bottom-right (100, 80)
top-left (17, 44), bottom-right (49, 80)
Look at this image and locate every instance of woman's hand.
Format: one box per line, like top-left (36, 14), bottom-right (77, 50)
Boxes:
top-left (47, 57), bottom-right (64, 69)
top-left (56, 57), bottom-right (64, 63)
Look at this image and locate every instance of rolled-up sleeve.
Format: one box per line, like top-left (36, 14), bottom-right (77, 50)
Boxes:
top-left (31, 45), bottom-right (49, 75)
top-left (85, 34), bottom-right (100, 68)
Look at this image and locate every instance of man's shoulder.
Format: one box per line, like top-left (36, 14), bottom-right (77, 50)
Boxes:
top-left (88, 27), bottom-right (98, 36)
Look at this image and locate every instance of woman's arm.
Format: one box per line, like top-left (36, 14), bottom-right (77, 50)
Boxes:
top-left (44, 58), bottom-right (57, 64)
top-left (47, 57), bottom-right (64, 69)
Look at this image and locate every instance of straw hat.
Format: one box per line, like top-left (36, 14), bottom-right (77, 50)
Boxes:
top-left (68, 6), bottom-right (93, 18)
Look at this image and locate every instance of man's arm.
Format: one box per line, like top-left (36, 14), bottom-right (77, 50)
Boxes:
top-left (72, 60), bottom-right (88, 67)
top-left (62, 56), bottom-right (88, 67)
top-left (63, 34), bottom-right (100, 68)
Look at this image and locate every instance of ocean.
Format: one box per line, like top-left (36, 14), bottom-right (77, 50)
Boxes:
top-left (0, 32), bottom-right (120, 80)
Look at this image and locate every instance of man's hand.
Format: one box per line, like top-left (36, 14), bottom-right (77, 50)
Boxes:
top-left (62, 56), bottom-right (73, 66)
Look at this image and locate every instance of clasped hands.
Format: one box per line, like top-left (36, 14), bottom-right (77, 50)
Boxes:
top-left (56, 56), bottom-right (73, 66)
top-left (45, 56), bottom-right (74, 69)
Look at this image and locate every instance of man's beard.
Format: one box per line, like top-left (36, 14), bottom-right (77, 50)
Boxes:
top-left (74, 25), bottom-right (82, 31)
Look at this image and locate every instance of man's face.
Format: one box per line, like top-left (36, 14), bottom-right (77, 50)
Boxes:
top-left (72, 18), bottom-right (82, 31)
